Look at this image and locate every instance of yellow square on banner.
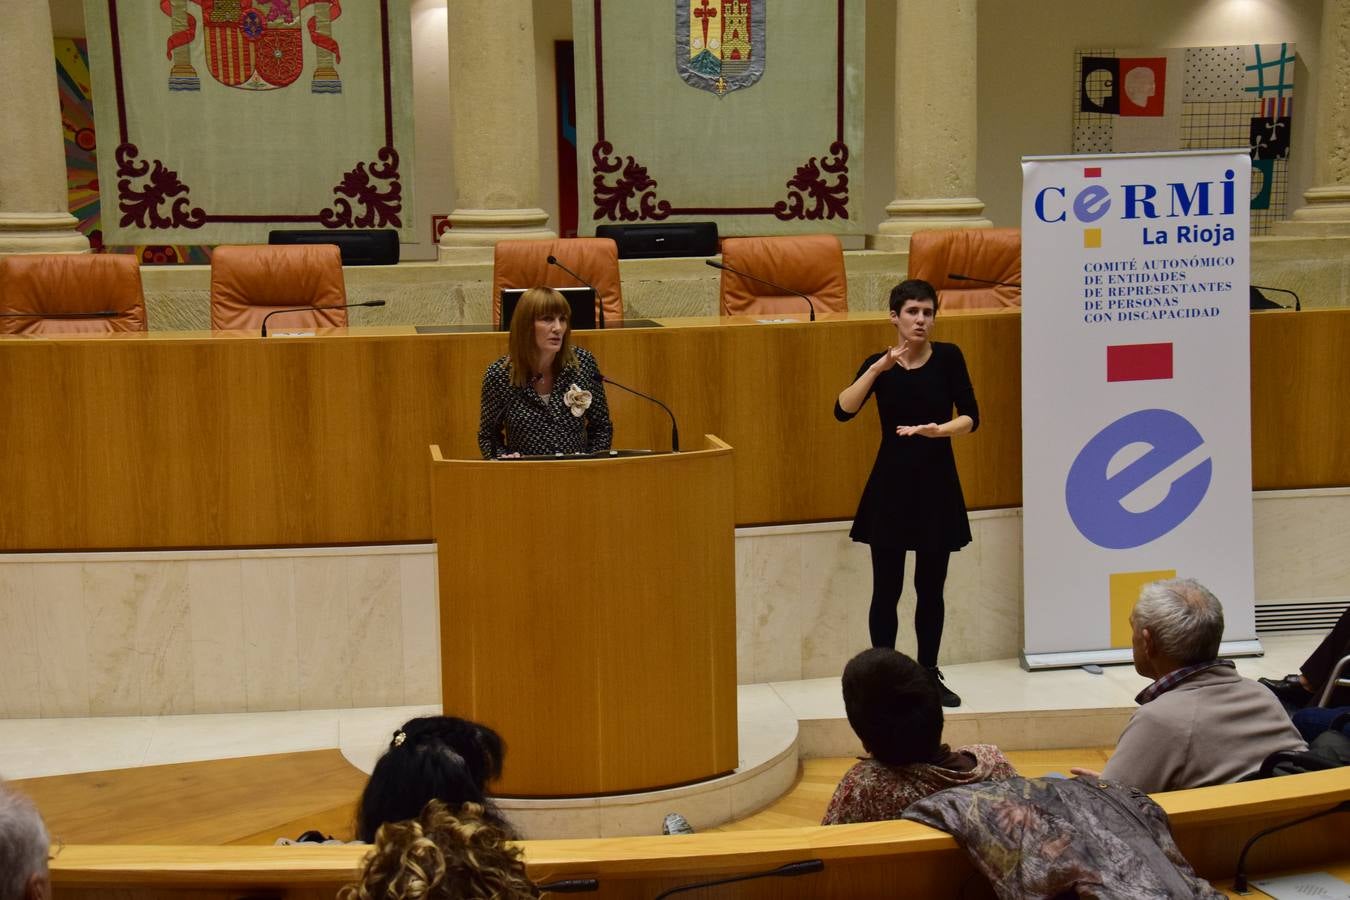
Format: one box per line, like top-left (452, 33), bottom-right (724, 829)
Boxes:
top-left (1109, 570), bottom-right (1176, 648)
top-left (1083, 228), bottom-right (1103, 248)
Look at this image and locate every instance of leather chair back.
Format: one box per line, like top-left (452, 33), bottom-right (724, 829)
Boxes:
top-left (491, 238), bottom-right (624, 327)
top-left (210, 244), bottom-right (347, 332)
top-left (719, 235), bottom-right (847, 316)
top-left (907, 228), bottom-right (1022, 310)
top-left (0, 253), bottom-right (147, 334)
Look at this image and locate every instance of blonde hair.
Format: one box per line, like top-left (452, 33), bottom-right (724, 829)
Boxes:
top-left (339, 800), bottom-right (538, 900)
top-left (506, 287), bottom-right (577, 388)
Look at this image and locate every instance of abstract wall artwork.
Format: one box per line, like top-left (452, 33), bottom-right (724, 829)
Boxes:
top-left (1074, 44), bottom-right (1295, 234)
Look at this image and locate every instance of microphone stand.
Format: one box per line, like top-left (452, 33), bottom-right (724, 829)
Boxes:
top-left (652, 859), bottom-right (824, 899)
top-left (547, 255), bottom-right (605, 329)
top-left (599, 374), bottom-right (679, 453)
top-left (947, 272), bottom-right (1023, 289)
top-left (260, 300), bottom-right (386, 337)
top-left (1231, 800), bottom-right (1349, 894)
top-left (1250, 283), bottom-right (1301, 311)
top-left (705, 258), bottom-right (816, 321)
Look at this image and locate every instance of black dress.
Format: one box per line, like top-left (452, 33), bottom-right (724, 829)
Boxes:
top-left (477, 346), bottom-right (613, 458)
top-left (835, 342), bottom-right (979, 551)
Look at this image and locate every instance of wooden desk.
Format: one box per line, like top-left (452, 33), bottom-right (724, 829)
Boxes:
top-left (0, 310), bottom-right (1345, 551)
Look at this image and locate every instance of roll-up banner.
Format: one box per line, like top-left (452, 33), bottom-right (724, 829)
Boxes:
top-left (1020, 150), bottom-right (1260, 670)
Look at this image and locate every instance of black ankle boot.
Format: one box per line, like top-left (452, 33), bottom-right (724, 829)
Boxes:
top-left (1258, 674), bottom-right (1312, 708)
top-left (928, 666), bottom-right (962, 708)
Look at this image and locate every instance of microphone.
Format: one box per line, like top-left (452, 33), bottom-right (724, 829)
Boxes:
top-left (546, 255), bottom-right (605, 329)
top-left (1232, 800), bottom-right (1348, 893)
top-left (705, 258), bottom-right (816, 321)
top-left (948, 272), bottom-right (1022, 289)
top-left (599, 374), bottom-right (679, 453)
top-left (1251, 283), bottom-right (1301, 311)
top-left (260, 300), bottom-right (386, 337)
top-left (0, 310), bottom-right (118, 319)
top-left (652, 859), bottom-right (824, 899)
top-left (533, 877), bottom-right (598, 893)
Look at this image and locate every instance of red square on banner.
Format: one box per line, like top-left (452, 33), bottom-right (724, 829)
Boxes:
top-left (1107, 343), bottom-right (1173, 382)
top-left (1084, 167), bottom-right (1102, 178)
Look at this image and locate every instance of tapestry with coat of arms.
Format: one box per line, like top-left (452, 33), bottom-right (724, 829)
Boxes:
top-left (82, 0), bottom-right (414, 245)
top-left (573, 0), bottom-right (865, 236)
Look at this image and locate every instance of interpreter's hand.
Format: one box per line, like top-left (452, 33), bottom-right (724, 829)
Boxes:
top-left (1069, 767), bottom-right (1101, 779)
top-left (896, 422), bottom-right (944, 438)
top-left (872, 342), bottom-right (908, 373)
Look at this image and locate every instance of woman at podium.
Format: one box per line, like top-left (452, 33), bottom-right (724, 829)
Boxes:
top-left (478, 287), bottom-right (612, 458)
top-left (835, 279), bottom-right (979, 708)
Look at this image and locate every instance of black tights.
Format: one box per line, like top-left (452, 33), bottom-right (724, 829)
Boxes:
top-left (868, 546), bottom-right (951, 668)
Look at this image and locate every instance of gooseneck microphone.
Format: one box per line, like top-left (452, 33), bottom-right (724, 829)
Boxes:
top-left (1250, 283), bottom-right (1301, 312)
top-left (1232, 800), bottom-right (1349, 894)
top-left (260, 300), bottom-right (386, 337)
top-left (948, 272), bottom-right (1023, 289)
top-left (705, 258), bottom-right (816, 321)
top-left (599, 374), bottom-right (679, 453)
top-left (652, 859), bottom-right (824, 899)
top-left (533, 877), bottom-right (598, 893)
top-left (0, 311), bottom-right (118, 319)
top-left (546, 255), bottom-right (606, 330)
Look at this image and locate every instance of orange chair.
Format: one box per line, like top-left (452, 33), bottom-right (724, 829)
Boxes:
top-left (491, 238), bottom-right (623, 328)
top-left (210, 244), bottom-right (347, 332)
top-left (0, 254), bottom-right (147, 335)
top-left (907, 228), bottom-right (1022, 311)
top-left (718, 235), bottom-right (847, 317)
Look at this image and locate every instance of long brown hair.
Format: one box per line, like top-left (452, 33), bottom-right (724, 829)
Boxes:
top-left (506, 287), bottom-right (577, 388)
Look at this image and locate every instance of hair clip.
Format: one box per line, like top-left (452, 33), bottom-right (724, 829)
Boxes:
top-left (393, 731), bottom-right (406, 747)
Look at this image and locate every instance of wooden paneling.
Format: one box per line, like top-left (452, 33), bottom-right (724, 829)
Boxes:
top-left (1, 309), bottom-right (1345, 550)
top-left (431, 437), bottom-right (738, 795)
top-left (47, 769), bottom-right (1350, 899)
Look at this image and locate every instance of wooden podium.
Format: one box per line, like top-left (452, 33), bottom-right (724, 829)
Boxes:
top-left (428, 436), bottom-right (739, 796)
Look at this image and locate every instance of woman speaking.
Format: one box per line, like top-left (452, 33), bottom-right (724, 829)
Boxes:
top-left (478, 287), bottom-right (612, 458)
top-left (835, 279), bottom-right (978, 707)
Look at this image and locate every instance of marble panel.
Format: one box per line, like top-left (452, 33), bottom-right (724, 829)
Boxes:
top-left (399, 553), bottom-right (442, 705)
top-left (599, 783), bottom-right (732, 838)
top-left (347, 555), bottom-right (404, 709)
top-left (239, 558), bottom-right (300, 711)
top-left (141, 708), bottom-right (341, 766)
top-left (33, 564), bottom-right (90, 718)
top-left (338, 704), bottom-right (442, 774)
top-left (505, 805), bottom-right (603, 841)
top-left (0, 567), bottom-right (41, 718)
top-left (293, 557), bottom-right (355, 710)
top-left (0, 715), bottom-right (156, 779)
top-left (83, 564), bottom-right (147, 716)
top-left (132, 561), bottom-right (194, 716)
top-left (1253, 493), bottom-right (1350, 600)
top-left (187, 559), bottom-right (246, 714)
top-left (799, 529), bottom-right (871, 680)
top-left (729, 749), bottom-right (799, 820)
top-left (735, 534), bottom-right (804, 683)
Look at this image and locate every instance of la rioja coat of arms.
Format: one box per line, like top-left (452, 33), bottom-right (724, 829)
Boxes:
top-left (676, 0), bottom-right (765, 97)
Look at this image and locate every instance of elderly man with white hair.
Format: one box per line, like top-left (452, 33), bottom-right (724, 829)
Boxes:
top-left (1073, 578), bottom-right (1306, 792)
top-left (0, 781), bottom-right (51, 900)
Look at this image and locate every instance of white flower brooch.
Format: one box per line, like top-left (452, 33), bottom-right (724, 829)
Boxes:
top-left (563, 383), bottom-right (592, 417)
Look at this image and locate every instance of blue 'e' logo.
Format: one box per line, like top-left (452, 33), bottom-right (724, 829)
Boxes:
top-left (1065, 409), bottom-right (1211, 549)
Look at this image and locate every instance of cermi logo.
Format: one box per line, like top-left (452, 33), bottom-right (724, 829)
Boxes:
top-left (1063, 340), bottom-right (1213, 648)
top-left (1033, 165), bottom-right (1239, 250)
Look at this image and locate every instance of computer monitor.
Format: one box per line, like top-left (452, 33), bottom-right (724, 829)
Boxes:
top-left (500, 287), bottom-right (598, 331)
top-left (267, 229), bottom-right (399, 266)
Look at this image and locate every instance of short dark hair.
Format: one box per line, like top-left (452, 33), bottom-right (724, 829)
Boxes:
top-left (841, 648), bottom-right (944, 766)
top-left (888, 279), bottom-right (939, 313)
top-left (355, 716), bottom-right (512, 843)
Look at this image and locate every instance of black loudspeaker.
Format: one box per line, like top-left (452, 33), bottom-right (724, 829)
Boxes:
top-left (268, 229), bottom-right (400, 266)
top-left (596, 222), bottom-right (719, 259)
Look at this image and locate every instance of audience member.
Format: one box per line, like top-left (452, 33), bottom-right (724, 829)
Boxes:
top-left (0, 780), bottom-right (51, 900)
top-left (822, 648), bottom-right (1015, 825)
top-left (339, 799), bottom-right (537, 900)
top-left (1259, 606), bottom-right (1350, 707)
top-left (1072, 578), bottom-right (1306, 792)
top-left (357, 716), bottom-right (514, 844)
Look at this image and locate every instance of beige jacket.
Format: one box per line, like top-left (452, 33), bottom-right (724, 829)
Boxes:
top-left (1102, 666), bottom-right (1307, 793)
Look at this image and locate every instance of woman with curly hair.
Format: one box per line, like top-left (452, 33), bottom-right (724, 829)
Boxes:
top-left (339, 800), bottom-right (538, 900)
